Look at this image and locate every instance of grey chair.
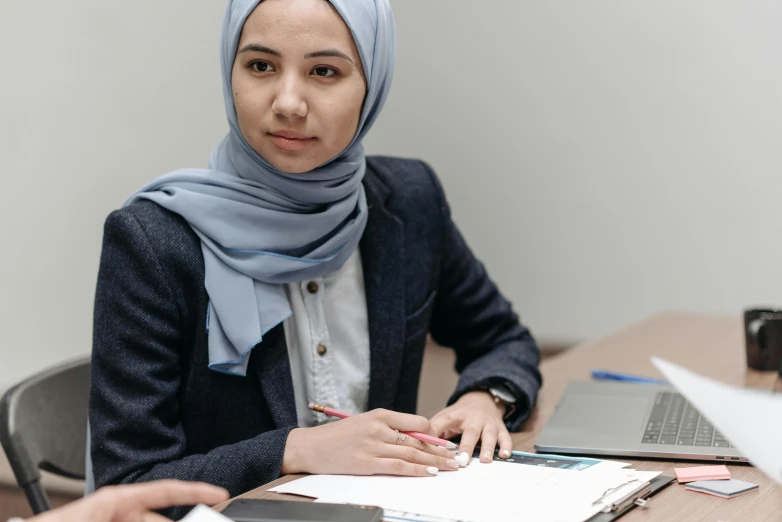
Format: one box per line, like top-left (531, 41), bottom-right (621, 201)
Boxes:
top-left (0, 357), bottom-right (90, 514)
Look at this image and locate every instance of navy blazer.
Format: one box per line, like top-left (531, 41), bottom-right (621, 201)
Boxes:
top-left (89, 156), bottom-right (541, 519)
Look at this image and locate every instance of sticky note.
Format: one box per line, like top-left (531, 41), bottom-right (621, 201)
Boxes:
top-left (674, 465), bottom-right (731, 483)
top-left (685, 479), bottom-right (759, 499)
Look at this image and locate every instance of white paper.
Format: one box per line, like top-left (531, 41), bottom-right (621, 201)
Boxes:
top-left (378, 508), bottom-right (458, 522)
top-left (180, 504), bottom-right (233, 522)
top-left (271, 459), bottom-right (656, 522)
top-left (652, 357), bottom-right (782, 484)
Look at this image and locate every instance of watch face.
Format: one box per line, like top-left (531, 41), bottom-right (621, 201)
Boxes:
top-left (491, 386), bottom-right (516, 404)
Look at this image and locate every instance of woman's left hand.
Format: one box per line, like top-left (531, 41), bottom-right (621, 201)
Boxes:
top-left (429, 391), bottom-right (513, 464)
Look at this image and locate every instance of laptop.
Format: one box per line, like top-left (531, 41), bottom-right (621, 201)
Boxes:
top-left (535, 381), bottom-right (747, 462)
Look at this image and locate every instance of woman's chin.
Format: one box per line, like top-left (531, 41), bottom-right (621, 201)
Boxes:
top-left (272, 161), bottom-right (317, 174)
top-left (253, 144), bottom-right (320, 174)
top-left (263, 153), bottom-right (320, 175)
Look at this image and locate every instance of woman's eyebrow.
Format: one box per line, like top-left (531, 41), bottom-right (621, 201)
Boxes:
top-left (304, 49), bottom-right (354, 63)
top-left (238, 43), bottom-right (281, 56)
top-left (237, 44), bottom-right (353, 64)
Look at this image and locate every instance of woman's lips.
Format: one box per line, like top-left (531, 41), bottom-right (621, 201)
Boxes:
top-left (268, 131), bottom-right (316, 152)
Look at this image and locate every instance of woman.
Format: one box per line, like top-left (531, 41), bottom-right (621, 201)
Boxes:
top-left (89, 0), bottom-right (541, 519)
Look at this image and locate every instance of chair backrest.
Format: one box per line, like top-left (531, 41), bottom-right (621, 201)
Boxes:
top-left (0, 357), bottom-right (90, 514)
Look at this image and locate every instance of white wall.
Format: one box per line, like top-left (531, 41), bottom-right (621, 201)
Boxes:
top-left (2, 0), bottom-right (782, 387)
top-left (366, 0), bottom-right (782, 344)
top-left (0, 1), bottom-right (227, 387)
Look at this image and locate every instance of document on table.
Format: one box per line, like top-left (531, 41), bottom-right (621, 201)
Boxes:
top-left (653, 357), bottom-right (782, 485)
top-left (271, 454), bottom-right (658, 522)
top-left (181, 505), bottom-right (232, 522)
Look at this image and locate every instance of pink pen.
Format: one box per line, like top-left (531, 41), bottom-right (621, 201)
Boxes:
top-left (308, 402), bottom-right (458, 450)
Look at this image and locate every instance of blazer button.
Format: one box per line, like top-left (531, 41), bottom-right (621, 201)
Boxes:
top-left (307, 281), bottom-right (319, 294)
top-left (317, 344), bottom-right (328, 356)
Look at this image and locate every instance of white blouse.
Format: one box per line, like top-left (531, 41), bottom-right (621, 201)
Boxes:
top-left (282, 250), bottom-right (371, 427)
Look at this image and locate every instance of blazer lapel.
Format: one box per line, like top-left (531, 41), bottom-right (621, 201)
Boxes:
top-left (249, 325), bottom-right (298, 428)
top-left (361, 176), bottom-right (406, 411)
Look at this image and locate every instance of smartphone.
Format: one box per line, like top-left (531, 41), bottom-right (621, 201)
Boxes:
top-left (219, 499), bottom-right (383, 522)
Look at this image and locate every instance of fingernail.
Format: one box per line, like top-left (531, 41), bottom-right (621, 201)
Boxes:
top-left (427, 466), bottom-right (439, 475)
top-left (456, 452), bottom-right (469, 467)
top-left (483, 451), bottom-right (492, 461)
top-left (502, 449), bottom-right (511, 458)
top-left (446, 459), bottom-right (460, 469)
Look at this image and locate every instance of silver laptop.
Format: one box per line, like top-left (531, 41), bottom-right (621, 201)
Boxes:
top-left (535, 381), bottom-right (747, 463)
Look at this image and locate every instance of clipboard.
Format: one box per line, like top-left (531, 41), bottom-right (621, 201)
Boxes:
top-left (587, 475), bottom-right (675, 522)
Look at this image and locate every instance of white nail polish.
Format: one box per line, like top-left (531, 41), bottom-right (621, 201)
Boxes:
top-left (455, 452), bottom-right (470, 467)
top-left (427, 466), bottom-right (439, 475)
top-left (502, 449), bottom-right (511, 458)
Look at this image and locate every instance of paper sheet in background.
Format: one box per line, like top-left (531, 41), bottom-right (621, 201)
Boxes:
top-left (272, 455), bottom-right (657, 522)
top-left (652, 357), bottom-right (782, 484)
top-left (181, 504), bottom-right (232, 522)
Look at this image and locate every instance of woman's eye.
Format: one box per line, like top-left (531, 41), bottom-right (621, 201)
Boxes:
top-left (312, 66), bottom-right (338, 78)
top-left (250, 61), bottom-right (274, 73)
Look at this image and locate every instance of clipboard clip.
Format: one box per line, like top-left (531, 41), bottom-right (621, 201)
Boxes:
top-left (592, 479), bottom-right (653, 513)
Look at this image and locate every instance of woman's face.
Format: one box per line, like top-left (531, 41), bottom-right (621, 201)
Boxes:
top-left (232, 0), bottom-right (367, 174)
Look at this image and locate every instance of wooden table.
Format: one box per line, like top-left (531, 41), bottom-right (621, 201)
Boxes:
top-left (218, 313), bottom-right (782, 521)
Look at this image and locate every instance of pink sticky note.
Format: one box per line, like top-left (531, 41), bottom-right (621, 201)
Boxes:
top-left (674, 465), bottom-right (731, 483)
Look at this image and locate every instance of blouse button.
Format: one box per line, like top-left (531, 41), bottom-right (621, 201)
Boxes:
top-left (317, 344), bottom-right (328, 356)
top-left (307, 281), bottom-right (320, 294)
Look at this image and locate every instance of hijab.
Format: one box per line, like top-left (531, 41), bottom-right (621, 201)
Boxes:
top-left (125, 0), bottom-right (396, 376)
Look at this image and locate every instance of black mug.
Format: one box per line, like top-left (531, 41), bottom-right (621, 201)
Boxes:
top-left (744, 308), bottom-right (782, 371)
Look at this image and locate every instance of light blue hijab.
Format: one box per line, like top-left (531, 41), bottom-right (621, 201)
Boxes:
top-left (126, 0), bottom-right (396, 376)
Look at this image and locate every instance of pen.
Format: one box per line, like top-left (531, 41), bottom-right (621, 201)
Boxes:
top-left (591, 370), bottom-right (668, 385)
top-left (308, 402), bottom-right (458, 450)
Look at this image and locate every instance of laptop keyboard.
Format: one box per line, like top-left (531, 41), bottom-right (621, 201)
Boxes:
top-left (641, 392), bottom-right (733, 447)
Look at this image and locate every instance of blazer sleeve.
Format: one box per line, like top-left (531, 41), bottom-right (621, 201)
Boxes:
top-left (89, 210), bottom-right (294, 520)
top-left (423, 163), bottom-right (542, 432)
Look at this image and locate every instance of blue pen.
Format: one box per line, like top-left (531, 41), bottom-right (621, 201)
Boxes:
top-left (590, 370), bottom-right (668, 385)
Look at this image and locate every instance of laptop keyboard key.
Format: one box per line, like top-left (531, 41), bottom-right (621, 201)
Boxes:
top-left (641, 392), bottom-right (738, 451)
top-left (648, 404), bottom-right (668, 423)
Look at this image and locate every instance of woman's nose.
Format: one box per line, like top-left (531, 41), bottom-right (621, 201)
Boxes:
top-left (271, 75), bottom-right (308, 119)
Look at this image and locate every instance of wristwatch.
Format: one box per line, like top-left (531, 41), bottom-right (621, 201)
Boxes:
top-left (484, 383), bottom-right (517, 420)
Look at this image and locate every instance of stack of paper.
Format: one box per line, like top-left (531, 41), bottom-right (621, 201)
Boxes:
top-left (684, 479), bottom-right (759, 499)
top-left (271, 454), bottom-right (659, 522)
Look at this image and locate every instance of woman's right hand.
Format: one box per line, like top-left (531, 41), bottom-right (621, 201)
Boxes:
top-left (282, 409), bottom-right (460, 476)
